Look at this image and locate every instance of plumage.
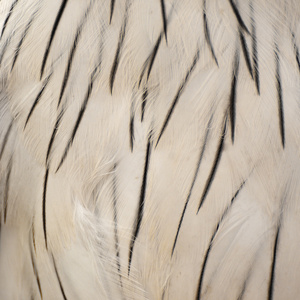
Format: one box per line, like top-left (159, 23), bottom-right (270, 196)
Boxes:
top-left (0, 0), bottom-right (300, 299)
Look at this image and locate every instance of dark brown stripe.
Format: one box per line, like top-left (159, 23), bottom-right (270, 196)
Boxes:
top-left (24, 73), bottom-right (52, 129)
top-left (112, 163), bottom-right (123, 288)
top-left (156, 49), bottom-right (200, 147)
top-left (228, 0), bottom-right (249, 34)
top-left (229, 49), bottom-right (240, 143)
top-left (57, 1), bottom-right (94, 107)
top-left (128, 131), bottom-right (152, 275)
top-left (141, 87), bottom-right (148, 122)
top-left (171, 116), bottom-right (212, 256)
top-left (40, 0), bottom-right (69, 78)
top-left (52, 256), bottom-right (68, 300)
top-left (275, 44), bottom-right (285, 148)
top-left (138, 34), bottom-right (162, 88)
top-left (239, 30), bottom-right (253, 78)
top-left (0, 121), bottom-right (13, 162)
top-left (56, 62), bottom-right (101, 172)
top-left (203, 0), bottom-right (218, 66)
top-left (130, 110), bottom-right (135, 151)
top-left (268, 226), bottom-right (280, 300)
top-left (160, 0), bottom-right (168, 42)
top-left (251, 2), bottom-right (260, 95)
top-left (42, 168), bottom-right (49, 249)
top-left (195, 180), bottom-right (246, 299)
top-left (11, 11), bottom-right (36, 71)
top-left (109, 2), bottom-right (130, 94)
top-left (30, 232), bottom-right (43, 299)
top-left (0, 0), bottom-right (20, 40)
top-left (4, 157), bottom-right (12, 223)
top-left (110, 0), bottom-right (116, 23)
top-left (46, 109), bottom-right (65, 165)
top-left (197, 115), bottom-right (227, 213)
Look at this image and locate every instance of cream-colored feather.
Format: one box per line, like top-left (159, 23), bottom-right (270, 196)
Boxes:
top-left (0, 0), bottom-right (300, 299)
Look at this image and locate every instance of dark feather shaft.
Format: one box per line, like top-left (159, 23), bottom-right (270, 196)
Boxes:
top-left (128, 132), bottom-right (152, 275)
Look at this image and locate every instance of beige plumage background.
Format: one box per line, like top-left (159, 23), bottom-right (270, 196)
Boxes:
top-left (0, 0), bottom-right (300, 299)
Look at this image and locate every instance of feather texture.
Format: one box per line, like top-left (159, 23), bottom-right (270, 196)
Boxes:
top-left (0, 0), bottom-right (300, 299)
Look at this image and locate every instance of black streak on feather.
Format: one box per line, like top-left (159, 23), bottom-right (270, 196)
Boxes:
top-left (109, 6), bottom-right (129, 94)
top-left (195, 180), bottom-right (246, 299)
top-left (228, 0), bottom-right (249, 34)
top-left (110, 0), bottom-right (116, 24)
top-left (53, 256), bottom-right (68, 300)
top-left (229, 50), bottom-right (239, 143)
top-left (56, 64), bottom-right (99, 172)
top-left (141, 87), bottom-right (148, 122)
top-left (237, 269), bottom-right (253, 300)
top-left (203, 0), bottom-right (218, 66)
top-left (32, 223), bottom-right (37, 253)
top-left (11, 12), bottom-right (36, 72)
top-left (138, 59), bottom-right (150, 88)
top-left (46, 109), bottom-right (65, 165)
top-left (130, 112), bottom-right (135, 152)
top-left (251, 3), bottom-right (260, 95)
top-left (4, 157), bottom-right (12, 223)
top-left (239, 31), bottom-right (253, 78)
top-left (24, 73), bottom-right (52, 129)
top-left (237, 282), bottom-right (247, 300)
top-left (40, 0), bottom-right (68, 79)
top-left (171, 116), bottom-right (212, 256)
top-left (0, 17), bottom-right (17, 65)
top-left (30, 235), bottom-right (43, 299)
top-left (237, 237), bottom-right (263, 300)
top-left (156, 49), bottom-right (200, 147)
top-left (160, 0), bottom-right (168, 43)
top-left (128, 131), bottom-right (152, 275)
top-left (197, 115), bottom-right (227, 213)
top-left (0, 0), bottom-right (19, 41)
top-left (0, 121), bottom-right (13, 162)
top-left (138, 5), bottom-right (175, 87)
top-left (275, 45), bottom-right (285, 148)
top-left (146, 35), bottom-right (162, 82)
top-left (294, 42), bottom-right (300, 72)
top-left (268, 226), bottom-right (280, 300)
top-left (57, 25), bottom-right (84, 108)
top-left (112, 164), bottom-right (123, 288)
top-left (57, 1), bottom-right (94, 107)
top-left (138, 34), bottom-right (163, 88)
top-left (0, 34), bottom-right (13, 66)
top-left (42, 168), bottom-right (49, 250)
